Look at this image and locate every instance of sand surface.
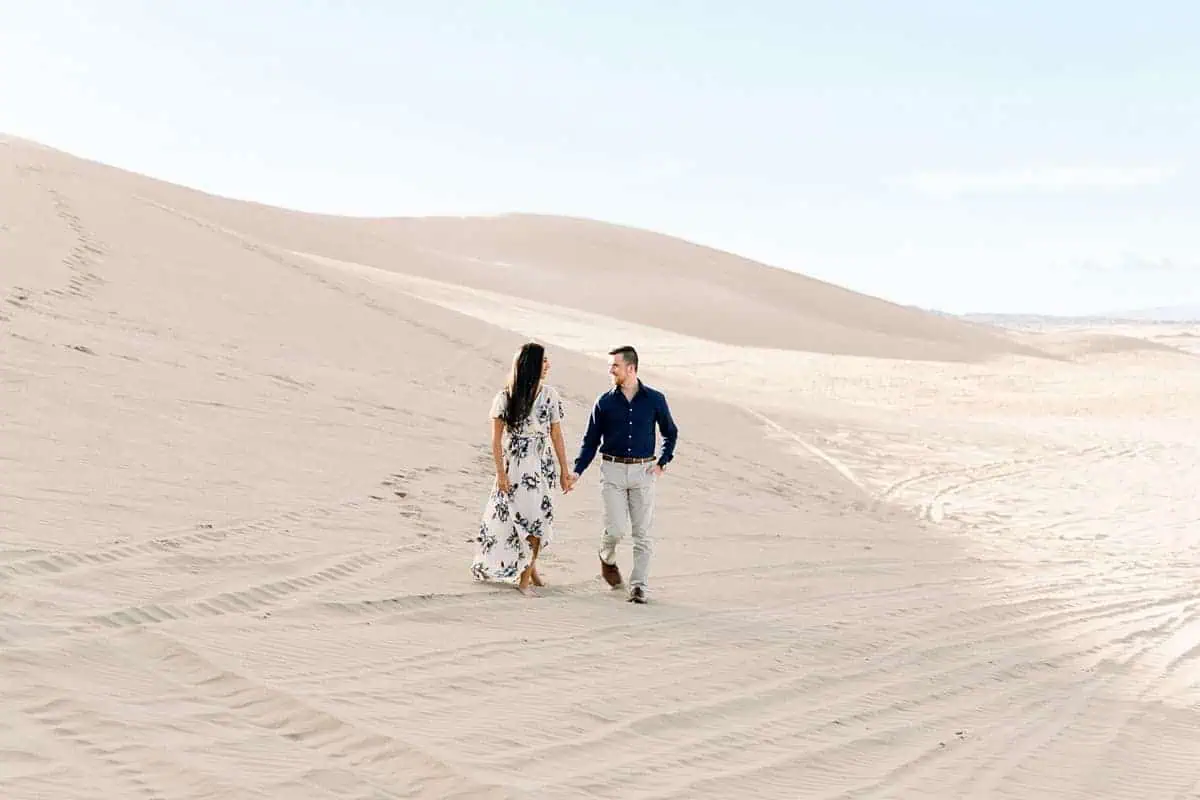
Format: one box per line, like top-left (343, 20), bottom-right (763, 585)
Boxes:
top-left (4, 135), bottom-right (1200, 799)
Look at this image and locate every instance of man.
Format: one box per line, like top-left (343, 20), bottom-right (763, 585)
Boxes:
top-left (566, 345), bottom-right (679, 604)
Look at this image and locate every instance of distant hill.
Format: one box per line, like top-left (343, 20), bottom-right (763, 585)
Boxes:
top-left (1105, 304), bottom-right (1200, 323)
top-left (957, 307), bottom-right (1200, 326)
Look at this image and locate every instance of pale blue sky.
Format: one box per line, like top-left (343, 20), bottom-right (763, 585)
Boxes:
top-left (3, 1), bottom-right (1198, 315)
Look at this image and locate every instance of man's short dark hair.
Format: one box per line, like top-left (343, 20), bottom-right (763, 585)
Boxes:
top-left (609, 345), bottom-right (638, 370)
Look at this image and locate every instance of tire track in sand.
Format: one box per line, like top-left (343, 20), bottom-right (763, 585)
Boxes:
top-left (137, 629), bottom-right (505, 799)
top-left (84, 544), bottom-right (425, 631)
top-left (0, 499), bottom-right (365, 582)
top-left (874, 442), bottom-right (1151, 525)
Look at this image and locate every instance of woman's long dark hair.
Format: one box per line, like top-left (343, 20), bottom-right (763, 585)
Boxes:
top-left (501, 342), bottom-right (545, 429)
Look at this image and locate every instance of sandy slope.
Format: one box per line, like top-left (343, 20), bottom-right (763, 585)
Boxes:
top-left (3, 136), bottom-right (1200, 800)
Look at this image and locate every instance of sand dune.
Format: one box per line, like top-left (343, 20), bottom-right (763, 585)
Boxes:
top-left (4, 135), bottom-right (1200, 799)
top-left (4, 135), bottom-right (1037, 363)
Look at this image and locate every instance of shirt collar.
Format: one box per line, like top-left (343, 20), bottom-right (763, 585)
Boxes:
top-left (610, 378), bottom-right (645, 399)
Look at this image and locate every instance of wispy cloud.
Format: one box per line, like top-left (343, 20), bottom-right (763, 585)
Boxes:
top-left (896, 166), bottom-right (1176, 198)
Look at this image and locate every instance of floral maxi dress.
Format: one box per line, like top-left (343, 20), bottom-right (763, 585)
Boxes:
top-left (471, 384), bottom-right (565, 583)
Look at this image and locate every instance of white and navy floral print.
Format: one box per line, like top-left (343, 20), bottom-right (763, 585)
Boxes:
top-left (471, 383), bottom-right (564, 583)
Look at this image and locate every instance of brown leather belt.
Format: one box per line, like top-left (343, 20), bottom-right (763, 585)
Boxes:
top-left (602, 454), bottom-right (656, 464)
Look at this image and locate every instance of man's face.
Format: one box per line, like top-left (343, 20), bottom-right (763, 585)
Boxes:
top-left (609, 354), bottom-right (631, 385)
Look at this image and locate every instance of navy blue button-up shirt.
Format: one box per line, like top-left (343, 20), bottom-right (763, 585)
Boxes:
top-left (573, 380), bottom-right (679, 474)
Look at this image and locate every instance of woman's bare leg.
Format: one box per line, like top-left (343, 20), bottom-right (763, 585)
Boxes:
top-left (517, 535), bottom-right (539, 595)
top-left (528, 536), bottom-right (544, 586)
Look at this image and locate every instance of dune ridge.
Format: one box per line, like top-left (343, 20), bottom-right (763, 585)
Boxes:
top-left (4, 135), bottom-right (1040, 362)
top-left (4, 135), bottom-right (1200, 799)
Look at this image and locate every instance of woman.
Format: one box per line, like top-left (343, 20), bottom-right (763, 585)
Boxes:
top-left (471, 342), bottom-right (572, 595)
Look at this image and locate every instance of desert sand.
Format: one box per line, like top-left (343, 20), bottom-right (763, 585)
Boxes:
top-left (3, 134), bottom-right (1200, 799)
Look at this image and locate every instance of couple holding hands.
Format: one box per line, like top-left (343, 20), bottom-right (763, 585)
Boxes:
top-left (469, 342), bottom-right (679, 604)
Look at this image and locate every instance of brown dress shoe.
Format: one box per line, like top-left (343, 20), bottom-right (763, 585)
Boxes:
top-left (600, 558), bottom-right (622, 587)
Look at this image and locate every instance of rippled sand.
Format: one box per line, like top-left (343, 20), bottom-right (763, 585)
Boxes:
top-left (4, 135), bottom-right (1199, 799)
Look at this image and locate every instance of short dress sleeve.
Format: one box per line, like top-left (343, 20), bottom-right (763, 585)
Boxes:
top-left (546, 385), bottom-right (565, 424)
top-left (489, 390), bottom-right (507, 420)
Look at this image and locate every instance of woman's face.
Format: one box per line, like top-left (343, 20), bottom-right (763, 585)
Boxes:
top-left (541, 354), bottom-right (550, 379)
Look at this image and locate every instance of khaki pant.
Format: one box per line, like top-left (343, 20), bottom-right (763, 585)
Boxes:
top-left (598, 458), bottom-right (657, 589)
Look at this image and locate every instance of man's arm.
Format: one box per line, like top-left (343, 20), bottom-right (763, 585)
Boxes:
top-left (572, 397), bottom-right (605, 476)
top-left (656, 393), bottom-right (679, 468)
